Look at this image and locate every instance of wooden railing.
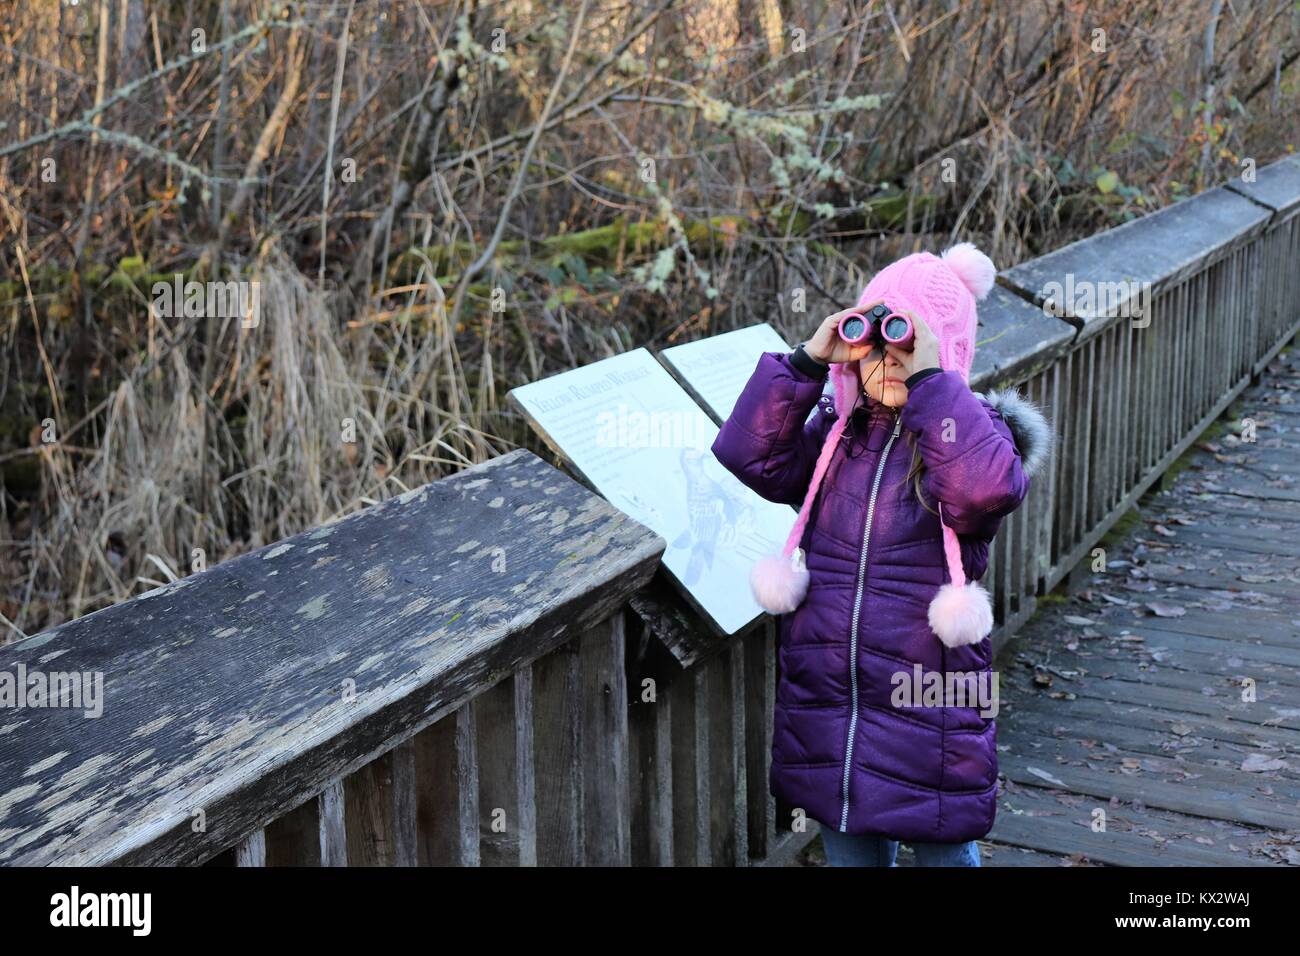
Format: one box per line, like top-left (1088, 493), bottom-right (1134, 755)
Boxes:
top-left (975, 154), bottom-right (1300, 647)
top-left (2, 156), bottom-right (1298, 866)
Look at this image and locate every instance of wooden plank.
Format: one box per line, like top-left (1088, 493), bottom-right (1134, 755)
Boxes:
top-left (968, 285), bottom-right (1077, 391)
top-left (627, 669), bottom-right (673, 866)
top-left (475, 674), bottom-right (535, 866)
top-left (1001, 678), bottom-right (1300, 754)
top-left (704, 640), bottom-right (747, 866)
top-left (263, 794), bottom-right (322, 866)
top-left (580, 614), bottom-right (631, 865)
top-left (318, 780), bottom-right (347, 866)
top-left (391, 739), bottom-right (418, 866)
top-left (1225, 153), bottom-right (1300, 224)
top-left (743, 621), bottom-right (776, 860)
top-left (345, 752), bottom-right (396, 866)
top-left (670, 665), bottom-right (710, 865)
top-left (0, 449), bottom-right (664, 865)
top-left (990, 788), bottom-right (1274, 867)
top-left (1000, 711), bottom-right (1300, 796)
top-left (1002, 185), bottom-right (1270, 341)
top-left (978, 842), bottom-right (1085, 868)
top-left (234, 829), bottom-right (266, 867)
top-left (531, 639), bottom-right (582, 866)
top-left (998, 755), bottom-right (1300, 831)
top-left (1124, 615), bottom-right (1300, 658)
top-left (753, 825), bottom-right (821, 867)
top-left (413, 704), bottom-right (479, 866)
top-left (341, 740), bottom-right (415, 867)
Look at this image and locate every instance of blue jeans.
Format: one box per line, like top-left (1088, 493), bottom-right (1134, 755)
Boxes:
top-left (820, 826), bottom-right (981, 867)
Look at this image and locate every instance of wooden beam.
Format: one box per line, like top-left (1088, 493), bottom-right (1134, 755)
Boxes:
top-left (0, 450), bottom-right (663, 865)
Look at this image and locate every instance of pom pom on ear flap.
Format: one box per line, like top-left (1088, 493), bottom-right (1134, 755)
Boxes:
top-left (941, 242), bottom-right (996, 300)
top-left (928, 581), bottom-right (994, 648)
top-left (930, 506), bottom-right (993, 647)
top-left (751, 547), bottom-right (810, 615)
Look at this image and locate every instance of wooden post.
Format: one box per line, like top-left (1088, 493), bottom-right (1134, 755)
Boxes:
top-left (580, 614), bottom-right (631, 866)
top-left (414, 703), bottom-right (479, 865)
top-left (531, 639), bottom-right (583, 865)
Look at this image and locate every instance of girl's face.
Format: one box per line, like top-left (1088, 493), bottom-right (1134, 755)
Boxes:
top-left (857, 345), bottom-right (909, 407)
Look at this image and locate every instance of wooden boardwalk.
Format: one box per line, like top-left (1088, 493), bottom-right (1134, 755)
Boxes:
top-left (803, 342), bottom-right (1300, 867)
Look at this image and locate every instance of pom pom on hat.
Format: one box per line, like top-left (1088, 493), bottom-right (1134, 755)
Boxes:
top-left (941, 242), bottom-right (996, 300)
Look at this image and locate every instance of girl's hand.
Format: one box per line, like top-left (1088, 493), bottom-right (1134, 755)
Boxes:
top-left (804, 305), bottom-right (883, 365)
top-left (884, 310), bottom-right (942, 378)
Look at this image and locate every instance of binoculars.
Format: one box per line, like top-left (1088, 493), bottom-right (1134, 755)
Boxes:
top-left (838, 303), bottom-right (914, 350)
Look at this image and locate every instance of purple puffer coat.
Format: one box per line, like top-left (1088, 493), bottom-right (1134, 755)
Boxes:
top-left (711, 351), bottom-right (1030, 843)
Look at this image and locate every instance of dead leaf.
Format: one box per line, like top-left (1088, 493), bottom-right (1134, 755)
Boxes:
top-left (1241, 754), bottom-right (1287, 773)
top-left (1146, 602), bottom-right (1186, 618)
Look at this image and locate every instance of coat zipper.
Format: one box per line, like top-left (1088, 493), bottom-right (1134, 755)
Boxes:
top-left (838, 409), bottom-right (902, 831)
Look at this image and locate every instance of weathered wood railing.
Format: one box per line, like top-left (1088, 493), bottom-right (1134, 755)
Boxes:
top-left (2, 156), bottom-right (1298, 866)
top-left (976, 154), bottom-right (1300, 647)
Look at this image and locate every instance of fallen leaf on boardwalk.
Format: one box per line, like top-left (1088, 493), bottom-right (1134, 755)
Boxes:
top-left (1170, 723), bottom-right (1194, 736)
top-left (1194, 597), bottom-right (1234, 611)
top-left (1146, 602), bottom-right (1186, 617)
top-left (1261, 708), bottom-right (1300, 726)
top-left (1064, 615), bottom-right (1096, 626)
top-left (1152, 524), bottom-right (1176, 537)
top-left (1241, 754), bottom-right (1287, 773)
top-left (1121, 580), bottom-right (1157, 592)
top-left (1027, 767), bottom-right (1068, 787)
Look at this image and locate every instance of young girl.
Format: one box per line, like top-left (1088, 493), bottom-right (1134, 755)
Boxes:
top-left (711, 243), bottom-right (1051, 867)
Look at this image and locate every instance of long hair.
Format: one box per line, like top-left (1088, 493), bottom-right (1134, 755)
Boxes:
top-left (901, 431), bottom-right (938, 516)
top-left (849, 365), bottom-right (937, 516)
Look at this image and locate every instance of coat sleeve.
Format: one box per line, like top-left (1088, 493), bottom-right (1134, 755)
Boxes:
top-left (710, 351), bottom-right (837, 507)
top-left (898, 369), bottom-right (1029, 538)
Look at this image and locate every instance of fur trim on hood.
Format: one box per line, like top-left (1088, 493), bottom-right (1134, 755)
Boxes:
top-left (976, 386), bottom-right (1054, 479)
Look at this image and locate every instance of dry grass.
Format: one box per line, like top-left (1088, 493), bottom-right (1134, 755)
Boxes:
top-left (1, 0), bottom-right (1298, 635)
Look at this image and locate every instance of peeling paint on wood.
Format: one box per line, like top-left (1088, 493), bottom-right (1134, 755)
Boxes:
top-left (0, 450), bottom-right (664, 865)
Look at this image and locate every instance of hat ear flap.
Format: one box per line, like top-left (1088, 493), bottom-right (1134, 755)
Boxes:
top-left (830, 360), bottom-right (860, 417)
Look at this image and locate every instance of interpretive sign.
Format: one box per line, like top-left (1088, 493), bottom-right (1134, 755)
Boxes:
top-left (509, 348), bottom-right (795, 635)
top-left (658, 322), bottom-right (792, 423)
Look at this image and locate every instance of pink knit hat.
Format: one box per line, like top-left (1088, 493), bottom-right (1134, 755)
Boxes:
top-left (751, 242), bottom-right (998, 648)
